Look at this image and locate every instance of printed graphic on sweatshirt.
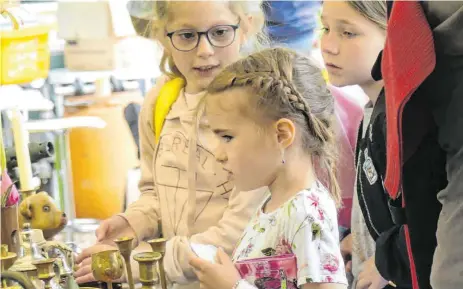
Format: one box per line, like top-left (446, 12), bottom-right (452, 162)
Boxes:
top-left (156, 132), bottom-right (233, 227)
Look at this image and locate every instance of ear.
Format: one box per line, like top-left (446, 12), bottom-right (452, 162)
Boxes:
top-left (274, 118), bottom-right (296, 149)
top-left (19, 198), bottom-right (32, 219)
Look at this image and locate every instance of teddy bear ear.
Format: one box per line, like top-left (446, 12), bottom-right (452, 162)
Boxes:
top-left (19, 199), bottom-right (33, 219)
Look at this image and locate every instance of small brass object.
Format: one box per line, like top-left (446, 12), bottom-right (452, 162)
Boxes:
top-left (91, 250), bottom-right (124, 289)
top-left (1, 244), bottom-right (17, 271)
top-left (113, 237), bottom-right (135, 289)
top-left (32, 259), bottom-right (55, 289)
top-left (147, 239), bottom-right (167, 289)
top-left (134, 252), bottom-right (161, 289)
top-left (15, 267), bottom-right (43, 289)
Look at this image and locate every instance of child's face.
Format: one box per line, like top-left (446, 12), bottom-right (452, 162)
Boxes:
top-left (163, 1), bottom-right (246, 94)
top-left (320, 1), bottom-right (385, 88)
top-left (206, 88), bottom-right (282, 192)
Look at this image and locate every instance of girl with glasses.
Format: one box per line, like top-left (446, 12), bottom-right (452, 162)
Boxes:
top-left (74, 2), bottom-right (267, 289)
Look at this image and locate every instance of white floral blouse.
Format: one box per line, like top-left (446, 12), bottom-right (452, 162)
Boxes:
top-left (232, 182), bottom-right (348, 288)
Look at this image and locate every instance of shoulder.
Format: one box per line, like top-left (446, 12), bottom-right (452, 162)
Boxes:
top-left (289, 183), bottom-right (338, 228)
top-left (139, 74), bottom-right (171, 127)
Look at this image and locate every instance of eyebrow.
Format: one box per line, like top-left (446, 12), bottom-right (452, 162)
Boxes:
top-left (212, 129), bottom-right (229, 135)
top-left (320, 16), bottom-right (355, 26)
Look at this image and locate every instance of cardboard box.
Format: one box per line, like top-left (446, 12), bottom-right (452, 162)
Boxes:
top-left (57, 0), bottom-right (136, 40)
top-left (64, 36), bottom-right (162, 72)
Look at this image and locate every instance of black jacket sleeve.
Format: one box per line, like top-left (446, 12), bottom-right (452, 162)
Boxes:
top-left (375, 225), bottom-right (412, 288)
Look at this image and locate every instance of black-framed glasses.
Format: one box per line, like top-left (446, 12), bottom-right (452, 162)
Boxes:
top-left (166, 22), bottom-right (240, 52)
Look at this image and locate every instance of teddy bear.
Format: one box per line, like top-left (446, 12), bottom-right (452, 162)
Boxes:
top-left (18, 191), bottom-right (68, 240)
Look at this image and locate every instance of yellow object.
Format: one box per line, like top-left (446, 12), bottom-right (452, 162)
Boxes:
top-left (153, 78), bottom-right (185, 143)
top-left (66, 92), bottom-right (142, 220)
top-left (0, 7), bottom-right (51, 85)
top-left (10, 109), bottom-right (34, 190)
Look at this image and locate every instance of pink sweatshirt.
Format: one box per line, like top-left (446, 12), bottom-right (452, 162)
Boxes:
top-left (330, 85), bottom-right (365, 228)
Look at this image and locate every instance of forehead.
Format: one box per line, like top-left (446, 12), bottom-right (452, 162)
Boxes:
top-left (168, 1), bottom-right (237, 30)
top-left (321, 1), bottom-right (370, 26)
top-left (205, 88), bottom-right (253, 127)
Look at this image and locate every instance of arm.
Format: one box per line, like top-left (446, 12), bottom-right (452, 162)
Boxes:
top-left (374, 225), bottom-right (411, 286)
top-left (163, 186), bottom-right (269, 284)
top-left (118, 76), bottom-right (169, 245)
top-left (428, 61), bottom-right (463, 288)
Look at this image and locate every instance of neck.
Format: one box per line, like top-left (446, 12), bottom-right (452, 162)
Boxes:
top-left (267, 153), bottom-right (316, 210)
top-left (185, 82), bottom-right (205, 94)
top-left (360, 80), bottom-right (384, 105)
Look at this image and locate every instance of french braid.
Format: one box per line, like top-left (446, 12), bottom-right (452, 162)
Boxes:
top-left (206, 48), bottom-right (340, 206)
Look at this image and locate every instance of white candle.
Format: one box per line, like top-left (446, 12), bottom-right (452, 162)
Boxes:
top-left (11, 109), bottom-right (34, 191)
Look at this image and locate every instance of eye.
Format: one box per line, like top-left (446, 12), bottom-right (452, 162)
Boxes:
top-left (320, 26), bottom-right (330, 34)
top-left (342, 31), bottom-right (357, 38)
top-left (222, 135), bottom-right (233, 143)
top-left (178, 31), bottom-right (197, 40)
top-left (211, 27), bottom-right (231, 38)
top-left (43, 205), bottom-right (50, 212)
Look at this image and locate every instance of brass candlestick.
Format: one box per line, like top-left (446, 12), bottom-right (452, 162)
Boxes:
top-left (32, 259), bottom-right (55, 289)
top-left (147, 238), bottom-right (167, 289)
top-left (15, 267), bottom-right (43, 289)
top-left (91, 250), bottom-right (124, 289)
top-left (1, 244), bottom-right (17, 271)
top-left (113, 237), bottom-right (135, 289)
top-left (133, 252), bottom-right (161, 289)
top-left (1, 244), bottom-right (18, 288)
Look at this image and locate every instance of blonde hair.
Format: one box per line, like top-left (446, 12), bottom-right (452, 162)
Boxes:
top-left (206, 48), bottom-right (341, 206)
top-left (347, 1), bottom-right (387, 30)
top-left (138, 1), bottom-right (267, 79)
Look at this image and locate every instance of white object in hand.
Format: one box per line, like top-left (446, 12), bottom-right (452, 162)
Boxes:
top-left (190, 243), bottom-right (218, 264)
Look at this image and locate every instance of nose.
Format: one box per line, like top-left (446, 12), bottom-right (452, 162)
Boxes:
top-left (321, 31), bottom-right (340, 56)
top-left (196, 34), bottom-right (214, 58)
top-left (214, 145), bottom-right (228, 164)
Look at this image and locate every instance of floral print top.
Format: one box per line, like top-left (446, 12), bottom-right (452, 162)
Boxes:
top-left (232, 182), bottom-right (347, 287)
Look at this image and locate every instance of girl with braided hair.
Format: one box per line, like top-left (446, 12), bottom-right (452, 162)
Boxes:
top-left (190, 48), bottom-right (347, 289)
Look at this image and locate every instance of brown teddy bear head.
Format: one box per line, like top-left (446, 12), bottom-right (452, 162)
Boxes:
top-left (19, 192), bottom-right (67, 240)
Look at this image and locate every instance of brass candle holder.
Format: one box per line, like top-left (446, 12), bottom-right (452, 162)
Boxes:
top-left (15, 267), bottom-right (43, 289)
top-left (91, 250), bottom-right (124, 289)
top-left (1, 244), bottom-right (17, 271)
top-left (113, 237), bottom-right (135, 289)
top-left (147, 238), bottom-right (167, 289)
top-left (133, 252), bottom-right (161, 289)
top-left (32, 259), bottom-right (55, 289)
top-left (1, 244), bottom-right (18, 288)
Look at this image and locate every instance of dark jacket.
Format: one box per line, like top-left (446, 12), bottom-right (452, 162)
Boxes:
top-left (371, 1), bottom-right (463, 289)
top-left (355, 89), bottom-right (447, 289)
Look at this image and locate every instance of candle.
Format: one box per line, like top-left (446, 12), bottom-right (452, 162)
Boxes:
top-left (10, 109), bottom-right (34, 191)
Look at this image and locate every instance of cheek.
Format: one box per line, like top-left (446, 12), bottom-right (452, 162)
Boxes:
top-left (170, 51), bottom-right (193, 72)
top-left (216, 41), bottom-right (241, 66)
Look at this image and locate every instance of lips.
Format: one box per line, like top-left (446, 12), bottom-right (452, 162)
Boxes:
top-left (193, 65), bottom-right (220, 72)
top-left (325, 63), bottom-right (341, 69)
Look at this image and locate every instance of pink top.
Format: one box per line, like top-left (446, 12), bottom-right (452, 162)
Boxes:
top-left (328, 85), bottom-right (364, 228)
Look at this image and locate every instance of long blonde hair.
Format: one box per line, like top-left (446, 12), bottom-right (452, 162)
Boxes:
top-left (206, 48), bottom-right (341, 206)
top-left (134, 1), bottom-right (267, 79)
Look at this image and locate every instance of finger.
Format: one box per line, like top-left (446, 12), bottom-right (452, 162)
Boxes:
top-left (74, 263), bottom-right (92, 278)
top-left (75, 272), bottom-right (96, 284)
top-left (75, 247), bottom-right (95, 264)
top-left (216, 248), bottom-right (232, 265)
top-left (96, 221), bottom-right (109, 242)
top-left (346, 261), bottom-right (352, 273)
top-left (189, 256), bottom-right (206, 271)
top-left (356, 277), bottom-right (372, 289)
